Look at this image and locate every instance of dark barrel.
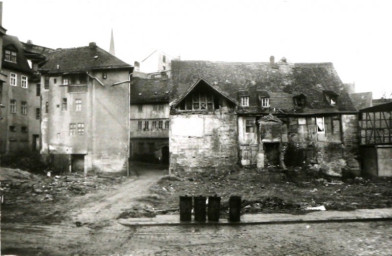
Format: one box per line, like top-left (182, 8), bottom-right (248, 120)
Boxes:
top-left (194, 196), bottom-right (207, 222)
top-left (229, 196), bottom-right (241, 222)
top-left (208, 196), bottom-right (221, 222)
top-left (179, 196), bottom-right (192, 222)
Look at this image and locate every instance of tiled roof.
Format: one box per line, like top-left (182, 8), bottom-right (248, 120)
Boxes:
top-left (170, 60), bottom-right (356, 114)
top-left (131, 77), bottom-right (171, 104)
top-left (349, 92), bottom-right (373, 110)
top-left (39, 43), bottom-right (132, 74)
top-left (2, 35), bottom-right (32, 74)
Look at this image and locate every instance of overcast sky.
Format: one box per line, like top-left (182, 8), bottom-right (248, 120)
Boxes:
top-left (2, 0), bottom-right (392, 98)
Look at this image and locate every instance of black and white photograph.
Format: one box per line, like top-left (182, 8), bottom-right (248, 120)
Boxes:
top-left (0, 0), bottom-right (391, 255)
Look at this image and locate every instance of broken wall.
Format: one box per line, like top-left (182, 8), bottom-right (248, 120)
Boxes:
top-left (169, 109), bottom-right (238, 173)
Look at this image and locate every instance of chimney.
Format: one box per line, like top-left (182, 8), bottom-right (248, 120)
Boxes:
top-left (0, 2), bottom-right (3, 27)
top-left (89, 42), bottom-right (97, 49)
top-left (270, 56), bottom-right (275, 66)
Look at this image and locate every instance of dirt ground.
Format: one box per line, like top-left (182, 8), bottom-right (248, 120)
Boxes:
top-left (1, 163), bottom-right (392, 255)
top-left (147, 168), bottom-right (392, 216)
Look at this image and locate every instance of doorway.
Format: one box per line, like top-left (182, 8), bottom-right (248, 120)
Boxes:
top-left (32, 134), bottom-right (40, 151)
top-left (263, 142), bottom-right (280, 167)
top-left (71, 154), bottom-right (85, 172)
top-left (161, 146), bottom-right (169, 164)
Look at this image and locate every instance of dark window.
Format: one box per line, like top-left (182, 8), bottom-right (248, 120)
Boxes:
top-left (44, 77), bottom-right (49, 89)
top-left (294, 95), bottom-right (306, 108)
top-left (62, 98), bottom-right (67, 111)
top-left (165, 121), bottom-right (169, 130)
top-left (148, 143), bottom-right (155, 153)
top-left (36, 83), bottom-right (41, 96)
top-left (9, 125), bottom-right (16, 132)
top-left (137, 121), bottom-right (142, 131)
top-left (158, 120), bottom-right (163, 129)
top-left (162, 55), bottom-right (166, 63)
top-left (182, 93), bottom-right (214, 111)
top-left (36, 108), bottom-right (40, 120)
top-left (138, 142), bottom-right (144, 153)
top-left (138, 105), bottom-right (143, 113)
top-left (4, 50), bottom-right (17, 63)
top-left (152, 121), bottom-right (157, 129)
top-left (21, 126), bottom-right (28, 133)
top-left (144, 121), bottom-right (149, 131)
top-left (79, 74), bottom-right (87, 83)
top-left (45, 101), bottom-right (49, 113)
top-left (54, 78), bottom-right (57, 84)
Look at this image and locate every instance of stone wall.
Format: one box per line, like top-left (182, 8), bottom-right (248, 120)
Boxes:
top-left (169, 109), bottom-right (238, 173)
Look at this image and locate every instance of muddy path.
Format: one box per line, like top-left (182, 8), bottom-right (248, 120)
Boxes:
top-left (1, 164), bottom-right (165, 255)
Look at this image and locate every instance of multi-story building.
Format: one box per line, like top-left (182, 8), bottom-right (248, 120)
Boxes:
top-left (0, 35), bottom-right (42, 154)
top-left (39, 42), bottom-right (133, 173)
top-left (169, 58), bottom-right (359, 175)
top-left (130, 76), bottom-right (170, 164)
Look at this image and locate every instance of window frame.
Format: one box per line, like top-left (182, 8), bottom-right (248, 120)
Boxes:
top-left (21, 76), bottom-right (28, 88)
top-left (260, 97), bottom-right (270, 108)
top-left (21, 101), bottom-right (27, 115)
top-left (241, 96), bottom-right (250, 107)
top-left (75, 99), bottom-right (82, 112)
top-left (77, 123), bottom-right (85, 135)
top-left (10, 73), bottom-right (17, 86)
top-left (316, 117), bottom-right (325, 134)
top-left (36, 108), bottom-right (40, 120)
top-left (5, 50), bottom-right (17, 63)
top-left (69, 123), bottom-right (76, 136)
top-left (245, 119), bottom-right (255, 133)
top-left (62, 98), bottom-right (67, 111)
top-left (10, 99), bottom-right (17, 114)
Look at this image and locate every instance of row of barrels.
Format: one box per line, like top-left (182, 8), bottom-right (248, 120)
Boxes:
top-left (179, 195), bottom-right (241, 222)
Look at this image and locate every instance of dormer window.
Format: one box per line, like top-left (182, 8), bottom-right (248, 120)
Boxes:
top-left (4, 50), bottom-right (17, 63)
top-left (258, 91), bottom-right (270, 108)
top-left (241, 96), bottom-right (249, 107)
top-left (63, 78), bottom-right (69, 85)
top-left (293, 94), bottom-right (306, 108)
top-left (323, 91), bottom-right (338, 106)
top-left (260, 97), bottom-right (270, 108)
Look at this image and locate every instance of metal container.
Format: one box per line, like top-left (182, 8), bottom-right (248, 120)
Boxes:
top-left (179, 195), bottom-right (192, 222)
top-left (208, 196), bottom-right (221, 222)
top-left (229, 196), bottom-right (241, 222)
top-left (194, 196), bottom-right (207, 222)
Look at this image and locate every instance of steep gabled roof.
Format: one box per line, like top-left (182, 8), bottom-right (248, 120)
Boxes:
top-left (2, 35), bottom-right (32, 74)
top-left (39, 43), bottom-right (132, 74)
top-left (131, 77), bottom-right (171, 104)
top-left (172, 78), bottom-right (238, 107)
top-left (170, 60), bottom-right (356, 114)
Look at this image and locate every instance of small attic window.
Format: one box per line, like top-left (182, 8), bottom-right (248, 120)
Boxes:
top-left (258, 91), bottom-right (270, 108)
top-left (4, 49), bottom-right (17, 63)
top-left (293, 94), bottom-right (306, 108)
top-left (102, 73), bottom-right (107, 79)
top-left (241, 96), bottom-right (249, 107)
top-left (323, 91), bottom-right (338, 106)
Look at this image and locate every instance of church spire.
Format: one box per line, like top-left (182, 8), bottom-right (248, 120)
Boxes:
top-left (109, 29), bottom-right (115, 56)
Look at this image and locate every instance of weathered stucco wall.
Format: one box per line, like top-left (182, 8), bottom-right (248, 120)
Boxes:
top-left (0, 69), bottom-right (40, 154)
top-left (169, 109), bottom-right (238, 173)
top-left (41, 70), bottom-right (130, 173)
